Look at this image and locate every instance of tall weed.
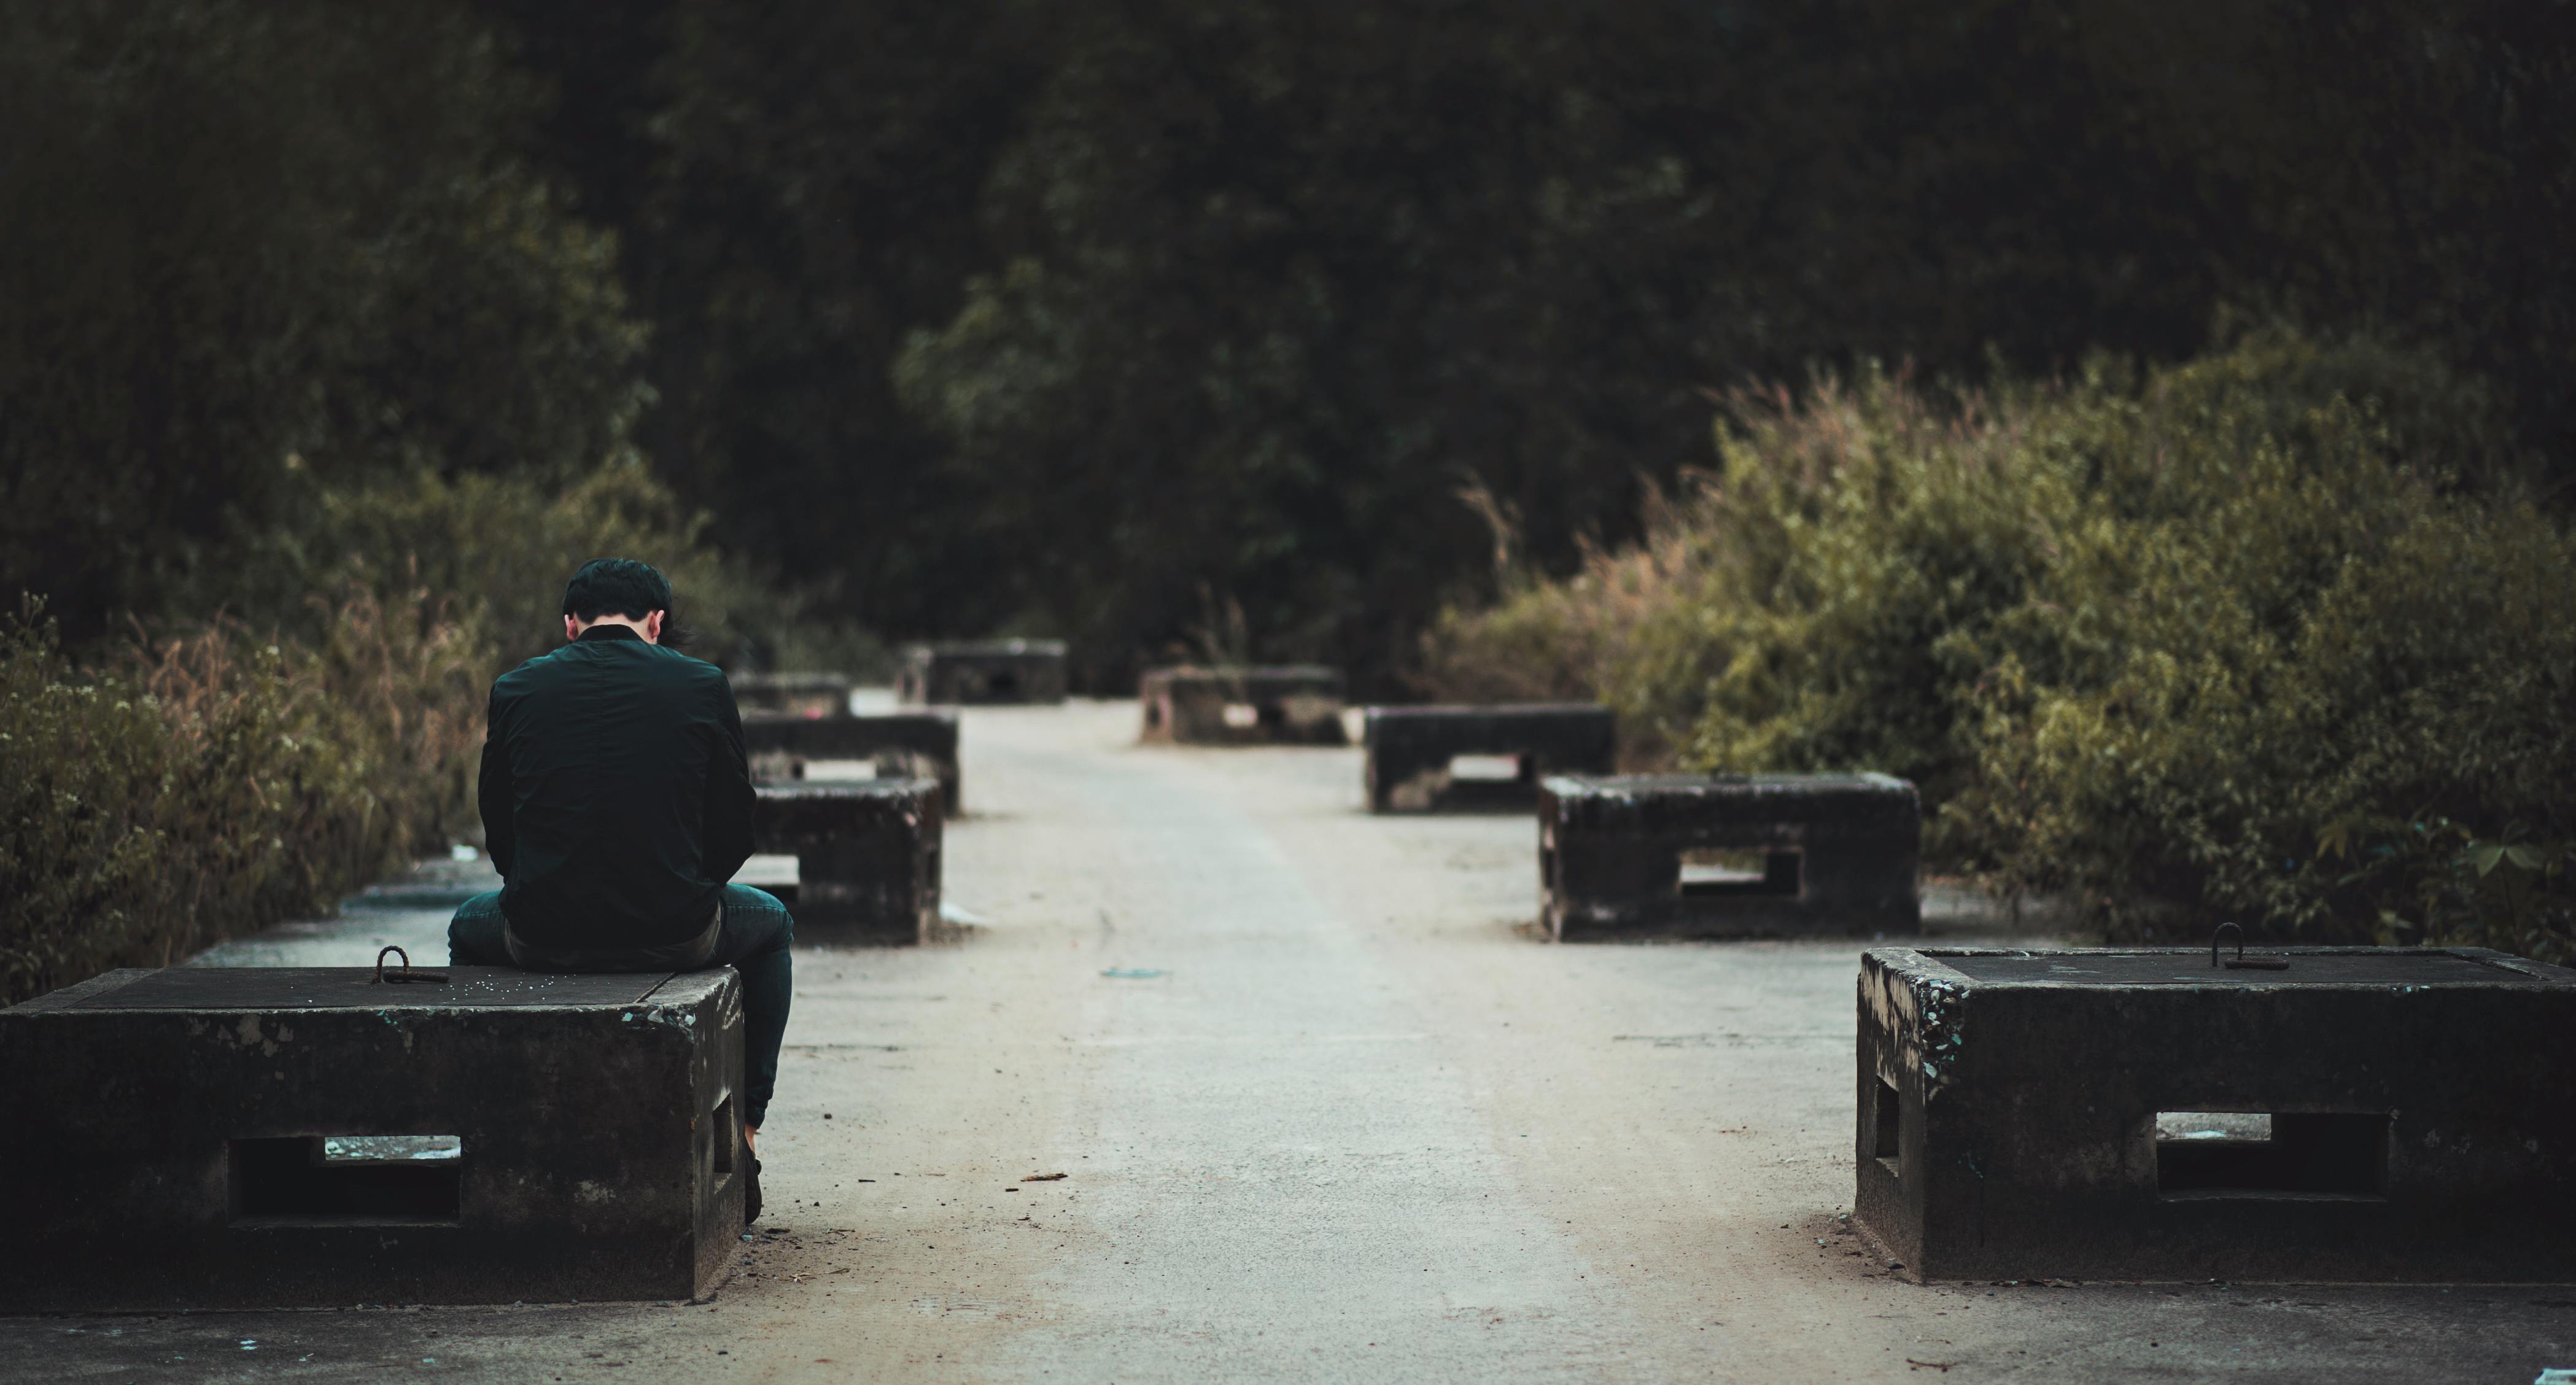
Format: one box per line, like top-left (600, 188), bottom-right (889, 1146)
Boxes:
top-left (0, 589), bottom-right (486, 1004)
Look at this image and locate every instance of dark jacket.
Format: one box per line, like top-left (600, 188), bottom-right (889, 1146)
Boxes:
top-left (478, 625), bottom-right (756, 951)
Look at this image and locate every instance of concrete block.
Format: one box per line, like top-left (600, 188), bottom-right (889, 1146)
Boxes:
top-left (1363, 704), bottom-right (1615, 812)
top-left (0, 966), bottom-right (743, 1311)
top-left (1855, 945), bottom-right (2576, 1282)
top-left (743, 709), bottom-right (962, 815)
top-left (726, 671), bottom-right (853, 718)
top-left (896, 640), bottom-right (1068, 705)
top-left (1537, 773), bottom-right (1919, 940)
top-left (753, 780), bottom-right (942, 944)
top-left (1139, 665), bottom-right (1346, 746)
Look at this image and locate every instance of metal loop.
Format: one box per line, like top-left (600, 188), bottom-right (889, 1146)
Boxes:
top-left (2211, 920), bottom-right (2289, 971)
top-left (372, 945), bottom-right (448, 985)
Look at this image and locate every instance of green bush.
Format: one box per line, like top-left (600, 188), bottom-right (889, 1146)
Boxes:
top-left (1422, 333), bottom-right (2575, 960)
top-left (1953, 424), bottom-right (2576, 954)
top-left (0, 592), bottom-right (486, 1006)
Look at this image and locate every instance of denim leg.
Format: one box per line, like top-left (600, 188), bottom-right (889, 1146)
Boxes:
top-left (708, 885), bottom-right (796, 1129)
top-left (448, 890), bottom-right (510, 967)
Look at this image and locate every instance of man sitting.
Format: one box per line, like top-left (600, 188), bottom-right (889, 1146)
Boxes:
top-left (448, 557), bottom-right (793, 1222)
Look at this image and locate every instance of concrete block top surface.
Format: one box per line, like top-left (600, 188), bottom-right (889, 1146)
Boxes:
top-left (6, 966), bottom-right (731, 1014)
top-left (1542, 774), bottom-right (1918, 837)
top-left (1544, 771), bottom-right (1909, 800)
top-left (1365, 704), bottom-right (1613, 750)
top-left (756, 777), bottom-right (941, 804)
top-left (1871, 945), bottom-right (2576, 991)
top-left (744, 707), bottom-right (957, 729)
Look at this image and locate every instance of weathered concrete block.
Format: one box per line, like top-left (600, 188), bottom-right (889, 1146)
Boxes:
top-left (752, 780), bottom-right (943, 944)
top-left (743, 709), bottom-right (963, 814)
top-left (1138, 665), bottom-right (1346, 745)
top-left (1537, 773), bottom-right (1919, 940)
top-left (1855, 945), bottom-right (2576, 1282)
top-left (726, 671), bottom-right (853, 718)
top-left (896, 640), bottom-right (1068, 705)
top-left (0, 966), bottom-right (743, 1311)
top-left (1363, 704), bottom-right (1615, 812)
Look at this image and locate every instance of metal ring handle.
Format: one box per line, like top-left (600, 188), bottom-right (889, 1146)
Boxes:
top-left (2210, 921), bottom-right (2243, 969)
top-left (372, 945), bottom-right (448, 984)
top-left (2211, 920), bottom-right (2289, 971)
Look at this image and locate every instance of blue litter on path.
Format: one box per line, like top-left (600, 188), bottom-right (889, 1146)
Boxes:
top-left (1101, 968), bottom-right (1166, 979)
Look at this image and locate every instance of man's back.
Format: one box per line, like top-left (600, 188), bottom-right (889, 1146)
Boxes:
top-left (479, 626), bottom-right (756, 951)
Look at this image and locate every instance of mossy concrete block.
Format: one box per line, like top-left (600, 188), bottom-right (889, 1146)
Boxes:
top-left (1362, 704), bottom-right (1614, 813)
top-left (0, 966), bottom-right (743, 1311)
top-left (1537, 773), bottom-right (1920, 940)
top-left (1138, 665), bottom-right (1346, 745)
top-left (743, 708), bottom-right (962, 814)
top-left (897, 640), bottom-right (1068, 705)
top-left (1856, 945), bottom-right (2576, 1282)
top-left (753, 780), bottom-right (943, 944)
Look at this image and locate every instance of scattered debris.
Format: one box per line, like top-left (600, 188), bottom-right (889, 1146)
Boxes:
top-left (1101, 967), bottom-right (1165, 979)
top-left (1023, 1173), bottom-right (1068, 1182)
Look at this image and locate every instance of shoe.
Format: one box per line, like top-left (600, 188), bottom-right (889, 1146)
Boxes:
top-left (743, 1130), bottom-right (763, 1225)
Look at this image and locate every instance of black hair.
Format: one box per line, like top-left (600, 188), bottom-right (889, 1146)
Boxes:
top-left (562, 557), bottom-right (673, 623)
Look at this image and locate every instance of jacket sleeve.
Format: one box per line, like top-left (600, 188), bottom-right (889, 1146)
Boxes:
top-left (477, 683), bottom-right (516, 877)
top-left (702, 674), bottom-right (758, 883)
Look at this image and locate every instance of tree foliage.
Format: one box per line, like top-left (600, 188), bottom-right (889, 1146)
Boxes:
top-left (574, 0), bottom-right (2572, 686)
top-left (0, 0), bottom-right (648, 639)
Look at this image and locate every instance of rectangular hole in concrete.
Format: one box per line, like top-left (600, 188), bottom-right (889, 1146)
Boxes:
top-left (1222, 702), bottom-right (1261, 729)
top-left (1874, 1076), bottom-right (1901, 1174)
top-left (1678, 847), bottom-right (1801, 897)
top-left (2156, 1111), bottom-right (2388, 1198)
top-left (1448, 754), bottom-right (1524, 782)
top-left (231, 1136), bottom-right (462, 1224)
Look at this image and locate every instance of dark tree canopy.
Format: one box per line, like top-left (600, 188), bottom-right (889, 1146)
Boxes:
top-left (616, 0), bottom-right (2574, 686)
top-left (8, 0), bottom-right (2569, 685)
top-left (1, 0), bottom-right (650, 635)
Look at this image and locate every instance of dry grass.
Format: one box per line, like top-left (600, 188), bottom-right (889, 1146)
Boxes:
top-left (1, 587), bottom-right (488, 1003)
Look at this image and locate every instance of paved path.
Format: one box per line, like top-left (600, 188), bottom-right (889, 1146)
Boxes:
top-left (5, 700), bottom-right (2570, 1382)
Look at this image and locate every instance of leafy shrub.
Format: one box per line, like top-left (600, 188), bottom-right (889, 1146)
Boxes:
top-left (1953, 436), bottom-right (2576, 954)
top-left (1423, 333), bottom-right (2575, 959)
top-left (0, 591), bottom-right (485, 1006)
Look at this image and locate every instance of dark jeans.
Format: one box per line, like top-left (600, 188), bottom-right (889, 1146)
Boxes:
top-left (449, 886), bottom-right (794, 1129)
